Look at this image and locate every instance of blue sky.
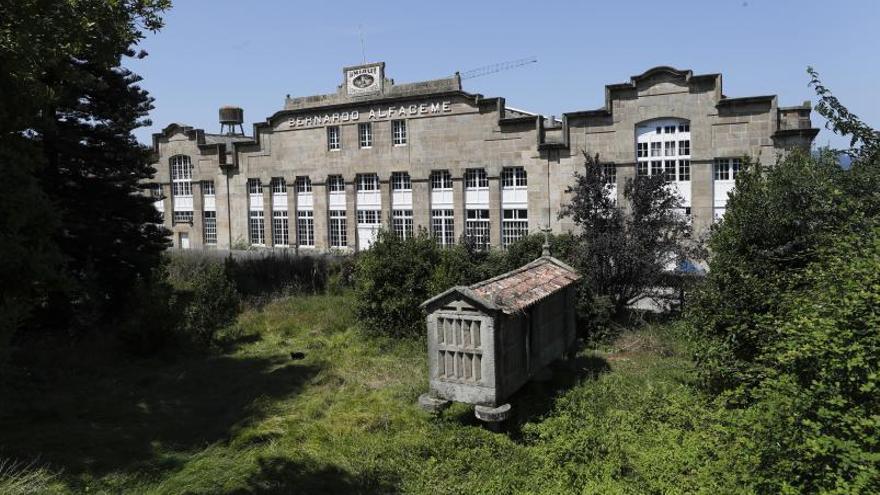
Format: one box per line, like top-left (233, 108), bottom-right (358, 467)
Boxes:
top-left (130, 0), bottom-right (879, 149)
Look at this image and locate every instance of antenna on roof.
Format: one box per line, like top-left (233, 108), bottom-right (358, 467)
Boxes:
top-left (459, 57), bottom-right (538, 80)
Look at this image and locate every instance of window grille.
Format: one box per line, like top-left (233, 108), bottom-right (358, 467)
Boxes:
top-left (501, 167), bottom-right (527, 188)
top-left (170, 155), bottom-right (193, 197)
top-left (431, 170), bottom-right (452, 190)
top-left (173, 211), bottom-right (193, 224)
top-left (392, 120), bottom-right (407, 145)
top-left (358, 123), bottom-right (372, 148)
top-left (249, 210), bottom-right (265, 245)
top-left (602, 163), bottom-right (617, 186)
top-left (465, 168), bottom-right (488, 189)
top-left (272, 210), bottom-right (289, 246)
top-left (297, 210), bottom-right (314, 247)
top-left (431, 209), bottom-right (454, 247)
top-left (664, 161), bottom-right (677, 181)
top-left (357, 173), bottom-right (379, 191)
top-left (329, 210), bottom-right (347, 247)
top-left (247, 178), bottom-right (261, 194)
top-left (465, 209), bottom-right (490, 250)
top-left (327, 126), bottom-right (341, 150)
top-left (328, 175), bottom-right (345, 192)
top-left (392, 209), bottom-right (413, 239)
top-left (203, 210), bottom-right (217, 245)
top-left (678, 160), bottom-right (691, 181)
top-left (391, 172), bottom-right (411, 191)
top-left (679, 140), bottom-right (690, 156)
top-left (714, 158), bottom-right (742, 181)
top-left (295, 176), bottom-right (312, 193)
top-left (202, 180), bottom-right (215, 195)
top-left (502, 209), bottom-right (528, 248)
top-left (271, 177), bottom-right (286, 194)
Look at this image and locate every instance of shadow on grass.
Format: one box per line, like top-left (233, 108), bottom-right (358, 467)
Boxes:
top-left (0, 352), bottom-right (318, 479)
top-left (229, 456), bottom-right (395, 495)
top-left (444, 353), bottom-right (611, 436)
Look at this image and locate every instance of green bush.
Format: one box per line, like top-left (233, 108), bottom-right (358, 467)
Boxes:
top-left (179, 261), bottom-right (239, 345)
top-left (354, 229), bottom-right (440, 337)
top-left (117, 277), bottom-right (181, 355)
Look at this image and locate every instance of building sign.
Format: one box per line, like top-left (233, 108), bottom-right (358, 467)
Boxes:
top-left (346, 63), bottom-right (383, 97)
top-left (288, 101), bottom-right (453, 129)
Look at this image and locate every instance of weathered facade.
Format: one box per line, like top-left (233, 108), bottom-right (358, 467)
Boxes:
top-left (148, 63), bottom-right (818, 251)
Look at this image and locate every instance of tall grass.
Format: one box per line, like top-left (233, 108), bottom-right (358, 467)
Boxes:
top-left (0, 458), bottom-right (61, 495)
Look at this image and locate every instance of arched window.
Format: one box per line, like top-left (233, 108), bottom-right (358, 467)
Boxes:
top-left (635, 119), bottom-right (690, 181)
top-left (169, 155), bottom-right (193, 197)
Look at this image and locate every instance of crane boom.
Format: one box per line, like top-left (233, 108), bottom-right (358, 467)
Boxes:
top-left (458, 57), bottom-right (538, 80)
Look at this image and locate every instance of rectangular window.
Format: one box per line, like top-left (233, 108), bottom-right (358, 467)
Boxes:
top-left (502, 209), bottom-right (528, 248)
top-left (249, 210), bottom-right (265, 246)
top-left (272, 210), bottom-right (289, 246)
top-left (602, 163), bottom-right (617, 186)
top-left (328, 175), bottom-right (345, 192)
top-left (431, 209), bottom-right (454, 247)
top-left (357, 173), bottom-right (379, 191)
top-left (391, 171), bottom-right (411, 191)
top-left (203, 210), bottom-right (217, 245)
top-left (637, 142), bottom-right (648, 158)
top-left (431, 170), bottom-right (452, 190)
top-left (731, 158), bottom-right (742, 178)
top-left (358, 122), bottom-right (372, 148)
top-left (392, 120), bottom-right (407, 146)
top-left (202, 180), bottom-right (215, 196)
top-left (714, 158), bottom-right (742, 181)
top-left (173, 211), bottom-right (193, 224)
top-left (247, 178), bottom-right (261, 194)
top-left (651, 160), bottom-right (663, 177)
top-left (356, 209), bottom-right (381, 225)
top-left (650, 142), bottom-right (662, 157)
top-left (329, 210), bottom-right (347, 248)
top-left (665, 141), bottom-right (676, 156)
top-left (327, 126), bottom-right (341, 151)
top-left (297, 210), bottom-right (314, 247)
top-left (664, 125), bottom-right (676, 134)
top-left (501, 167), bottom-right (527, 187)
top-left (664, 161), bottom-right (676, 181)
top-left (678, 160), bottom-right (691, 181)
top-left (637, 162), bottom-right (649, 177)
top-left (465, 209), bottom-right (490, 250)
top-left (271, 177), bottom-right (286, 194)
top-left (392, 209), bottom-right (413, 239)
top-left (678, 123), bottom-right (690, 133)
top-left (295, 176), bottom-right (312, 193)
top-left (465, 168), bottom-right (488, 189)
top-left (679, 140), bottom-right (690, 156)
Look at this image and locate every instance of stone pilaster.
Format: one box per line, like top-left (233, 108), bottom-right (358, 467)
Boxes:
top-left (345, 178), bottom-right (357, 250)
top-left (262, 184), bottom-right (273, 247)
top-left (452, 177), bottom-right (464, 243)
top-left (380, 176), bottom-right (392, 229)
top-left (690, 160), bottom-right (714, 236)
top-left (413, 179), bottom-right (430, 234)
top-left (313, 181), bottom-right (328, 251)
top-left (488, 176), bottom-right (501, 248)
top-left (191, 181), bottom-right (204, 249)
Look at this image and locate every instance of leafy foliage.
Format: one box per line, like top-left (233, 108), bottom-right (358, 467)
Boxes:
top-left (560, 152), bottom-right (694, 329)
top-left (0, 0), bottom-right (172, 351)
top-left (688, 69), bottom-right (880, 492)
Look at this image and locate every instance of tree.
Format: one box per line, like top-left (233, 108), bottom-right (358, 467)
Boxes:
top-left (0, 0), bottom-right (171, 344)
top-left (559, 152), bottom-right (692, 321)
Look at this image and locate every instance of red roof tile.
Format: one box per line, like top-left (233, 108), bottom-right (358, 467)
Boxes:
top-left (468, 257), bottom-right (580, 313)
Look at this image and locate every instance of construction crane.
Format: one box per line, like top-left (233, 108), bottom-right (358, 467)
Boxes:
top-left (458, 57), bottom-right (538, 80)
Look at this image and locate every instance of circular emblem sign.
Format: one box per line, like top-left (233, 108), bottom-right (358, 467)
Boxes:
top-left (352, 74), bottom-right (375, 89)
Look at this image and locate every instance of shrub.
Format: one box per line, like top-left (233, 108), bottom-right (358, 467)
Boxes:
top-left (354, 230), bottom-right (440, 337)
top-left (225, 252), bottom-right (330, 300)
top-left (117, 277), bottom-right (181, 355)
top-left (179, 261), bottom-right (239, 345)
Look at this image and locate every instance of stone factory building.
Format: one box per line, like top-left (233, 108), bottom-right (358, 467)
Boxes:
top-left (148, 63), bottom-right (818, 251)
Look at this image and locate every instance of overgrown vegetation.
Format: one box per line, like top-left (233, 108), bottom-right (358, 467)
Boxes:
top-left (0, 293), bottom-right (721, 494)
top-left (687, 69), bottom-right (880, 493)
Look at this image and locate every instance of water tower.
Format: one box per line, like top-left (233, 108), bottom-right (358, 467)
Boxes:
top-left (219, 105), bottom-right (245, 135)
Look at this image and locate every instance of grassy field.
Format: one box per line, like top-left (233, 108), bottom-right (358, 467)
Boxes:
top-left (0, 294), bottom-right (724, 494)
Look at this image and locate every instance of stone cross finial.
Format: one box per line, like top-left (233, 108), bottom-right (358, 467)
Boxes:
top-left (541, 225), bottom-right (551, 257)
